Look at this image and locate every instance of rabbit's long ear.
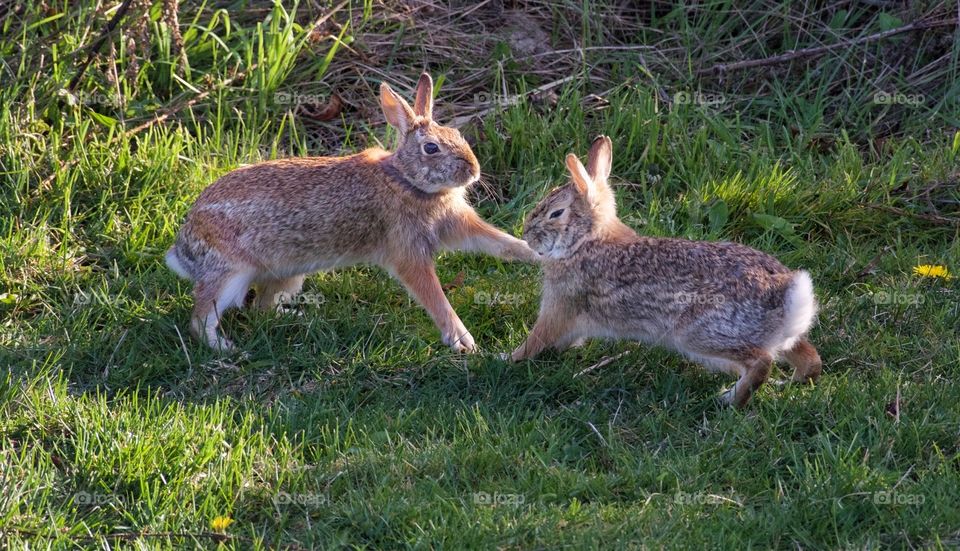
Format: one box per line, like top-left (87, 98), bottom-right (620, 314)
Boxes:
top-left (413, 73), bottom-right (434, 119)
top-left (381, 82), bottom-right (416, 134)
top-left (586, 135), bottom-right (612, 184)
top-left (566, 153), bottom-right (594, 201)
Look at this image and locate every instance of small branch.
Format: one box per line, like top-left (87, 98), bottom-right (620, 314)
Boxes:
top-left (865, 204), bottom-right (960, 226)
top-left (304, 0), bottom-right (350, 36)
top-left (699, 18), bottom-right (960, 75)
top-left (841, 244), bottom-right (892, 280)
top-left (39, 64), bottom-right (254, 190)
top-left (448, 75), bottom-right (577, 127)
top-left (68, 0), bottom-right (137, 91)
top-left (123, 63), bottom-right (254, 136)
top-left (575, 350), bottom-right (632, 378)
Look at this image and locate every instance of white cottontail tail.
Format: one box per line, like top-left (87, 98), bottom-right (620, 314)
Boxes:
top-left (167, 73), bottom-right (537, 352)
top-left (511, 136), bottom-right (821, 407)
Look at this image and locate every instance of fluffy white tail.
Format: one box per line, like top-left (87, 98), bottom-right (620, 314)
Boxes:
top-left (780, 270), bottom-right (817, 345)
top-left (165, 247), bottom-right (193, 281)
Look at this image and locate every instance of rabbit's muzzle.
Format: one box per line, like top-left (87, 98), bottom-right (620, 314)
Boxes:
top-left (453, 157), bottom-right (480, 186)
top-left (522, 225), bottom-right (555, 257)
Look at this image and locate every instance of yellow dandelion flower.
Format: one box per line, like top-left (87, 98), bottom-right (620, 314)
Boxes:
top-left (210, 515), bottom-right (234, 532)
top-left (913, 264), bottom-right (953, 280)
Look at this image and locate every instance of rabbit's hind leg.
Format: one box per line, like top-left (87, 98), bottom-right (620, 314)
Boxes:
top-left (721, 349), bottom-right (772, 408)
top-left (191, 269), bottom-right (256, 352)
top-left (781, 338), bottom-right (822, 383)
top-left (686, 348), bottom-right (772, 408)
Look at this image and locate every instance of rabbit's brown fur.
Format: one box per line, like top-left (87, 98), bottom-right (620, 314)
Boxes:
top-left (512, 136), bottom-right (821, 407)
top-left (167, 73), bottom-right (536, 352)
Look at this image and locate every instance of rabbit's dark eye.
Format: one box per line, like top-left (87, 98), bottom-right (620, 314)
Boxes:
top-left (423, 142), bottom-right (440, 154)
top-left (549, 209), bottom-right (565, 219)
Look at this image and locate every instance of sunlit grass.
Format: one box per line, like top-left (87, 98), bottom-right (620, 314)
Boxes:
top-left (1, 1), bottom-right (958, 548)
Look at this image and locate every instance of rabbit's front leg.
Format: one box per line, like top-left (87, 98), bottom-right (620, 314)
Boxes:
top-left (442, 210), bottom-right (539, 262)
top-left (389, 258), bottom-right (476, 352)
top-left (510, 309), bottom-right (576, 362)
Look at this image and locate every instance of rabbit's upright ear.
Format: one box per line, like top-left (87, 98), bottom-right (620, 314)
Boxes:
top-left (586, 135), bottom-right (612, 184)
top-left (381, 81), bottom-right (416, 134)
top-left (413, 72), bottom-right (434, 119)
top-left (566, 153), bottom-right (594, 201)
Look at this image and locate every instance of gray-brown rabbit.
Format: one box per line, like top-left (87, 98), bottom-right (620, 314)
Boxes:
top-left (511, 136), bottom-right (822, 407)
top-left (167, 73), bottom-right (537, 352)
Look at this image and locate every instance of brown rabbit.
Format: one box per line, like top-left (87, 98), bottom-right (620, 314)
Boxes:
top-left (511, 136), bottom-right (822, 407)
top-left (166, 73), bottom-right (537, 352)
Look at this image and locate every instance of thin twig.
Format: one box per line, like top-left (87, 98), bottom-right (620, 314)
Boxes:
top-left (843, 245), bottom-right (892, 280)
top-left (699, 18), bottom-right (960, 75)
top-left (448, 75), bottom-right (577, 127)
top-left (67, 0), bottom-right (137, 91)
top-left (304, 0), bottom-right (350, 36)
top-left (123, 64), bottom-right (254, 136)
top-left (865, 204), bottom-right (960, 227)
top-left (575, 350), bottom-right (632, 378)
top-left (39, 64), bottom-right (255, 190)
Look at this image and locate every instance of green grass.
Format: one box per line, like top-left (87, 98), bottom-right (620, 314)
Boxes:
top-left (2, 1), bottom-right (959, 548)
